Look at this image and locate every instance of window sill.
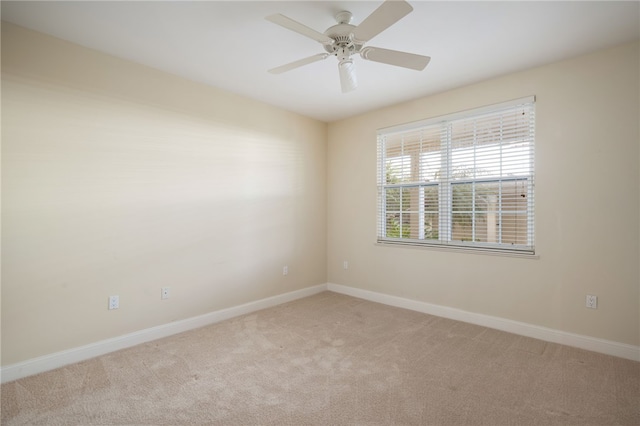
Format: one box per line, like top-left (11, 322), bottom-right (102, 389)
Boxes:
top-left (374, 241), bottom-right (540, 259)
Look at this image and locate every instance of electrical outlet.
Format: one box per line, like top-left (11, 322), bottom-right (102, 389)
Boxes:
top-left (161, 287), bottom-right (170, 300)
top-left (343, 261), bottom-right (349, 270)
top-left (283, 266), bottom-right (288, 276)
top-left (586, 294), bottom-right (597, 309)
top-left (108, 295), bottom-right (119, 310)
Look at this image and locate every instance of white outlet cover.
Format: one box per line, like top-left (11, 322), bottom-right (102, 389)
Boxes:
top-left (108, 295), bottom-right (119, 310)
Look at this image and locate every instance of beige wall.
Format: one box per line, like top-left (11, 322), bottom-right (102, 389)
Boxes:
top-left (1, 23), bottom-right (327, 365)
top-left (2, 21), bottom-right (638, 368)
top-left (328, 42), bottom-right (640, 346)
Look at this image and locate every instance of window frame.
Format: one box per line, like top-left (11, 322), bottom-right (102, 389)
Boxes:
top-left (377, 96), bottom-right (536, 255)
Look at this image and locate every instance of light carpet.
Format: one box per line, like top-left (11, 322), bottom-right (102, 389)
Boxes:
top-left (2, 291), bottom-right (639, 425)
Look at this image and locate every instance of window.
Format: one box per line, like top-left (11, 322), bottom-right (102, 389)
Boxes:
top-left (377, 97), bottom-right (535, 254)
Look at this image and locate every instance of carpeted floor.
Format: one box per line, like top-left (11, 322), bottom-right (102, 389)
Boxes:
top-left (2, 291), bottom-right (639, 425)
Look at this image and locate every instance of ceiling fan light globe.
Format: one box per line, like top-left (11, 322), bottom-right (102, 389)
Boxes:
top-left (339, 59), bottom-right (357, 93)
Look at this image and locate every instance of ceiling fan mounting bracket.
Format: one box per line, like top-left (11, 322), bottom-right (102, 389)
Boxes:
top-left (335, 11), bottom-right (352, 24)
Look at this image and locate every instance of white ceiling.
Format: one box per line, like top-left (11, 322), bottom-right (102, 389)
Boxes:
top-left (2, 1), bottom-right (639, 122)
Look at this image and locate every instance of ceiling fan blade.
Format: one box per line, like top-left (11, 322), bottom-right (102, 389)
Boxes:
top-left (266, 14), bottom-right (334, 45)
top-left (360, 46), bottom-right (430, 71)
top-left (268, 53), bottom-right (330, 74)
top-left (338, 60), bottom-right (357, 93)
top-left (351, 0), bottom-right (413, 44)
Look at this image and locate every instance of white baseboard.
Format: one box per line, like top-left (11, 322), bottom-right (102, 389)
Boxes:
top-left (327, 283), bottom-right (640, 362)
top-left (0, 284), bottom-right (327, 384)
top-left (3, 282), bottom-right (637, 383)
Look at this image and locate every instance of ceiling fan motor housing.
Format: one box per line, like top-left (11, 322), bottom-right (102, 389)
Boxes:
top-left (323, 15), bottom-right (363, 58)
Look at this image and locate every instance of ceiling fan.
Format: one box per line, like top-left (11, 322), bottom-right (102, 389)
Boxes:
top-left (266, 0), bottom-right (430, 93)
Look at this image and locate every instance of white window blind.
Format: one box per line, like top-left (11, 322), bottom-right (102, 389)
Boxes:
top-left (377, 97), bottom-right (535, 254)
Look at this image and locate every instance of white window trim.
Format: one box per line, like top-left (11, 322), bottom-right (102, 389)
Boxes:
top-left (373, 241), bottom-right (540, 259)
top-left (377, 96), bottom-right (536, 256)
